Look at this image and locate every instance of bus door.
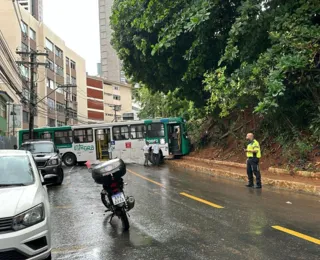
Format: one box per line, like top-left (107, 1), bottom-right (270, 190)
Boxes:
top-left (168, 124), bottom-right (182, 155)
top-left (112, 125), bottom-right (131, 161)
top-left (95, 128), bottom-right (111, 160)
top-left (129, 124), bottom-right (146, 162)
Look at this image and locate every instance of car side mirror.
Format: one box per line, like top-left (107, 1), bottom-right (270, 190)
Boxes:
top-left (42, 174), bottom-right (58, 186)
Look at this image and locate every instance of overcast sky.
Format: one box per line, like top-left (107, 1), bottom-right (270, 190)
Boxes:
top-left (43, 0), bottom-right (100, 75)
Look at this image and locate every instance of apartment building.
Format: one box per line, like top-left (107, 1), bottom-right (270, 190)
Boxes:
top-left (0, 0), bottom-right (87, 131)
top-left (16, 0), bottom-right (43, 22)
top-left (86, 76), bottom-right (132, 123)
top-left (99, 0), bottom-right (126, 84)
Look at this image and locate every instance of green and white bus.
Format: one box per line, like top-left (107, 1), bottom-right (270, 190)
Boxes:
top-left (18, 117), bottom-right (190, 166)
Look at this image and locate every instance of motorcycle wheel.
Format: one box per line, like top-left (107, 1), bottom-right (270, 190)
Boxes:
top-left (120, 208), bottom-right (130, 231)
top-left (101, 193), bottom-right (110, 209)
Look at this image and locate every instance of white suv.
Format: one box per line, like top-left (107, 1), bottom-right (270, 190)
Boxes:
top-left (0, 150), bottom-right (55, 260)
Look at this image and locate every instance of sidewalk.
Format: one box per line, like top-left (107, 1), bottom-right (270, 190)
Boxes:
top-left (166, 156), bottom-right (320, 196)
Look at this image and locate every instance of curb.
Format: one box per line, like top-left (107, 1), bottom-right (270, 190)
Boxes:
top-left (167, 160), bottom-right (320, 196)
top-left (185, 156), bottom-right (246, 168)
top-left (187, 156), bottom-right (319, 179)
top-left (268, 167), bottom-right (320, 179)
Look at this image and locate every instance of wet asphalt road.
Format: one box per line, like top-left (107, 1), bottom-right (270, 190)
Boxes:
top-left (48, 164), bottom-right (320, 260)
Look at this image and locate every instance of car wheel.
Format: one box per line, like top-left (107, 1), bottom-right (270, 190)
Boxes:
top-left (56, 168), bottom-right (64, 185)
top-left (63, 153), bottom-right (77, 166)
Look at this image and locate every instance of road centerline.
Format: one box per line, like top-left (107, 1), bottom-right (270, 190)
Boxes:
top-left (180, 192), bottom-right (224, 209)
top-left (272, 226), bottom-right (320, 245)
top-left (127, 169), bottom-right (165, 188)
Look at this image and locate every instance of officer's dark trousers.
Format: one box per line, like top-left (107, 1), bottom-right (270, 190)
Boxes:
top-left (247, 157), bottom-right (261, 186)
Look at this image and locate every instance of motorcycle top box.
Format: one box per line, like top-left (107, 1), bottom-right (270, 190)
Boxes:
top-left (91, 158), bottom-right (126, 185)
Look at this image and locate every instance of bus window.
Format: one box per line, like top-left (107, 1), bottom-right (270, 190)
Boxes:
top-left (39, 132), bottom-right (52, 140)
top-left (22, 133), bottom-right (29, 142)
top-left (130, 125), bottom-right (146, 139)
top-left (147, 123), bottom-right (164, 138)
top-left (113, 126), bottom-right (129, 140)
top-left (55, 130), bottom-right (73, 145)
top-left (74, 129), bottom-right (93, 143)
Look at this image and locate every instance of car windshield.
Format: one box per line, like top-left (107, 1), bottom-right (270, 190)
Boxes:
top-left (21, 143), bottom-right (55, 153)
top-left (0, 156), bottom-right (34, 186)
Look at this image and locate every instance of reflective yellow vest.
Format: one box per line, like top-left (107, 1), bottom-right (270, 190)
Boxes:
top-left (247, 139), bottom-right (261, 158)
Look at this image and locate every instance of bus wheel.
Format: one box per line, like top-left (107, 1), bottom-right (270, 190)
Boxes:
top-left (63, 153), bottom-right (77, 167)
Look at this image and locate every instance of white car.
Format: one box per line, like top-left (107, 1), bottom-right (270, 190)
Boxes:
top-left (0, 150), bottom-right (56, 260)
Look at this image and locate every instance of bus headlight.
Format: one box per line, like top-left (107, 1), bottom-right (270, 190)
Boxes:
top-left (160, 138), bottom-right (165, 145)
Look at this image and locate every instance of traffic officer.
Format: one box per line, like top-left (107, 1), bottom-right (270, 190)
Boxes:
top-left (244, 133), bottom-right (262, 189)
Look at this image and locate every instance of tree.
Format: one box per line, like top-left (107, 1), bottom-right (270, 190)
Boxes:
top-left (133, 86), bottom-right (197, 120)
top-left (111, 0), bottom-right (243, 106)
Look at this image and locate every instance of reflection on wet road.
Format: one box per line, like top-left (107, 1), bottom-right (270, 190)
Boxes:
top-left (48, 164), bottom-right (320, 259)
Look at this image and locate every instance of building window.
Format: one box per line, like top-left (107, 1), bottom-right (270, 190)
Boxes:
top-left (47, 59), bottom-right (54, 71)
top-left (113, 86), bottom-right (119, 91)
top-left (45, 38), bottom-right (54, 52)
top-left (113, 95), bottom-right (121, 101)
top-left (46, 78), bottom-right (55, 89)
top-left (56, 102), bottom-right (65, 113)
top-left (21, 21), bottom-right (28, 34)
top-left (47, 98), bottom-right (55, 112)
top-left (71, 77), bottom-right (76, 85)
top-left (120, 70), bottom-right (126, 83)
top-left (113, 126), bottom-right (129, 140)
top-left (130, 125), bottom-right (146, 139)
top-left (22, 88), bottom-right (29, 102)
top-left (48, 118), bottom-right (56, 127)
top-left (70, 60), bottom-right (76, 69)
top-left (20, 65), bottom-right (29, 79)
top-left (55, 46), bottom-right (63, 58)
top-left (23, 111), bottom-right (29, 122)
top-left (73, 128), bottom-right (93, 143)
top-left (72, 94), bottom-right (77, 102)
top-left (66, 57), bottom-right (69, 67)
top-left (57, 121), bottom-right (65, 127)
top-left (56, 84), bottom-right (64, 94)
top-left (21, 42), bottom-right (28, 52)
top-left (147, 123), bottom-right (165, 138)
top-left (0, 98), bottom-right (6, 119)
top-left (54, 130), bottom-right (72, 144)
top-left (66, 76), bottom-right (70, 84)
top-left (29, 28), bottom-right (36, 40)
top-left (55, 64), bottom-right (64, 76)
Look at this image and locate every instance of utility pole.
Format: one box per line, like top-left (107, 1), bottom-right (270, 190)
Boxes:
top-left (17, 50), bottom-right (48, 139)
top-left (65, 87), bottom-right (69, 125)
top-left (11, 104), bottom-right (15, 137)
top-left (63, 85), bottom-right (77, 125)
top-left (29, 53), bottom-right (35, 139)
top-left (109, 105), bottom-right (121, 122)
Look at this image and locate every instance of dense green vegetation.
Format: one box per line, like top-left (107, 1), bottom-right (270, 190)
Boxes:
top-left (111, 0), bottom-right (320, 165)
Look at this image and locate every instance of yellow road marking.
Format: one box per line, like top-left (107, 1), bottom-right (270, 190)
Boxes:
top-left (272, 226), bottom-right (320, 245)
top-left (52, 245), bottom-right (87, 253)
top-left (54, 205), bottom-right (72, 209)
top-left (127, 169), bottom-right (165, 188)
top-left (180, 192), bottom-right (224, 209)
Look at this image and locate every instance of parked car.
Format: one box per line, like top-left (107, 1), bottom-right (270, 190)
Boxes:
top-left (0, 150), bottom-right (56, 259)
top-left (20, 140), bottom-right (64, 185)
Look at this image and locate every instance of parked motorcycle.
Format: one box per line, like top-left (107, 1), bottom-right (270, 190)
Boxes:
top-left (87, 159), bottom-right (135, 230)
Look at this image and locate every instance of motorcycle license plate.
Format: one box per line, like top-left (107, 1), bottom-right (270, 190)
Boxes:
top-left (111, 192), bottom-right (126, 205)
